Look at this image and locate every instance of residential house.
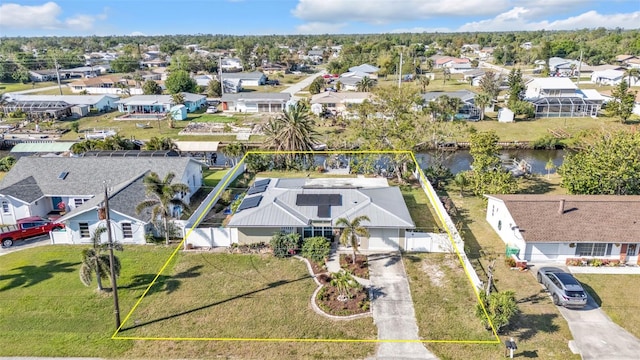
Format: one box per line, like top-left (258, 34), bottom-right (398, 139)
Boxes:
top-left (478, 47), bottom-right (495, 60)
top-left (28, 70), bottom-right (58, 82)
top-left (116, 93), bottom-right (206, 114)
top-left (69, 74), bottom-right (144, 95)
top-left (60, 66), bottom-right (103, 78)
top-left (548, 57), bottom-right (584, 77)
top-left (141, 58), bottom-right (169, 68)
top-left (524, 77), bottom-right (603, 118)
top-left (221, 71), bottom-right (266, 87)
top-left (460, 44), bottom-right (481, 54)
top-left (220, 92), bottom-right (291, 113)
top-left (220, 57), bottom-right (243, 71)
top-left (591, 69), bottom-right (628, 86)
top-left (347, 64), bottom-right (380, 77)
top-left (421, 90), bottom-right (483, 120)
top-left (521, 42), bottom-right (533, 50)
top-left (336, 70), bottom-right (373, 91)
top-left (485, 194), bottom-right (640, 265)
top-left (1, 94), bottom-right (120, 119)
top-left (462, 69), bottom-right (487, 86)
top-left (615, 55), bottom-right (640, 69)
top-left (305, 50), bottom-right (325, 64)
top-left (0, 157), bottom-right (204, 244)
top-left (433, 56), bottom-right (471, 70)
top-left (310, 91), bottom-right (373, 116)
top-left (261, 62), bottom-right (288, 75)
top-left (193, 74), bottom-right (216, 87)
top-left (227, 177), bottom-right (415, 251)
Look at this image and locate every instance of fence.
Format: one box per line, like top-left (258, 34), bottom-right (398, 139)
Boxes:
top-left (414, 168), bottom-right (484, 289)
top-left (182, 162), bottom-right (246, 249)
top-left (405, 231), bottom-right (452, 253)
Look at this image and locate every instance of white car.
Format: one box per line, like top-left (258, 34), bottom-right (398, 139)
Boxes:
top-left (206, 107), bottom-right (219, 114)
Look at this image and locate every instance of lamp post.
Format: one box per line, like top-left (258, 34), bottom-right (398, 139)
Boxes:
top-left (103, 184), bottom-right (121, 328)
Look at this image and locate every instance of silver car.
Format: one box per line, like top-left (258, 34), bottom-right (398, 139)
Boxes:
top-left (537, 268), bottom-right (588, 308)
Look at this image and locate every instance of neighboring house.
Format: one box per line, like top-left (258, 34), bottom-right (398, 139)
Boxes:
top-left (485, 194), bottom-right (640, 265)
top-left (615, 55), bottom-right (640, 69)
top-left (521, 42), bottom-right (533, 50)
top-left (141, 58), bottom-right (168, 68)
top-left (0, 157), bottom-right (204, 244)
top-left (310, 91), bottom-right (373, 115)
top-left (449, 62), bottom-right (472, 74)
top-left (548, 57), bottom-right (584, 77)
top-left (462, 69), bottom-right (487, 86)
top-left (220, 57), bottom-right (243, 71)
top-left (60, 66), bottom-right (103, 78)
top-left (227, 177), bottom-right (415, 251)
top-left (261, 62), bottom-right (288, 75)
top-left (478, 47), bottom-right (494, 60)
top-left (348, 64), bottom-right (380, 77)
top-left (525, 78), bottom-right (603, 118)
top-left (336, 70), bottom-right (373, 91)
top-left (69, 75), bottom-right (144, 95)
top-left (1, 94), bottom-right (120, 119)
top-left (28, 70), bottom-right (58, 82)
top-left (421, 90), bottom-right (483, 119)
top-left (116, 93), bottom-right (206, 114)
top-left (220, 92), bottom-right (291, 113)
top-left (591, 69), bottom-right (627, 86)
top-left (221, 71), bottom-right (266, 87)
top-left (193, 74), bottom-right (216, 87)
top-left (434, 56), bottom-right (471, 69)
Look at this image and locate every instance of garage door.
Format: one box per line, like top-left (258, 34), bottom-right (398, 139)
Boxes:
top-left (368, 228), bottom-right (400, 251)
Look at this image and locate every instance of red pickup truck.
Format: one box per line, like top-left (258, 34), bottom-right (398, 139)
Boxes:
top-left (0, 216), bottom-right (64, 248)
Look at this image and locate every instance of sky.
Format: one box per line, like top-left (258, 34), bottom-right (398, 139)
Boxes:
top-left (0, 0), bottom-right (639, 37)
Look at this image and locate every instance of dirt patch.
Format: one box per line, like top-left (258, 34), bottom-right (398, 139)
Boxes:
top-left (340, 254), bottom-right (369, 279)
top-left (317, 285), bottom-right (370, 316)
top-left (422, 262), bottom-right (446, 287)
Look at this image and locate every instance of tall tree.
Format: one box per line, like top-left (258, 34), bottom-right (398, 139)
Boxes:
top-left (559, 131), bottom-right (640, 195)
top-left (136, 172), bottom-right (190, 245)
top-left (79, 226), bottom-right (123, 291)
top-left (623, 67), bottom-right (640, 87)
top-left (335, 215), bottom-right (370, 264)
top-left (417, 74), bottom-right (430, 92)
top-left (479, 70), bottom-right (500, 100)
top-left (142, 80), bottom-right (163, 95)
top-left (111, 55), bottom-right (139, 73)
top-left (165, 70), bottom-right (197, 94)
top-left (468, 131), bottom-right (518, 196)
top-left (221, 141), bottom-right (245, 166)
top-left (207, 79), bottom-right (221, 97)
top-left (507, 68), bottom-right (525, 108)
top-left (145, 137), bottom-right (176, 150)
top-left (309, 76), bottom-right (325, 95)
top-left (356, 76), bottom-right (375, 92)
top-left (608, 80), bottom-right (636, 124)
top-left (263, 102), bottom-right (319, 153)
top-left (474, 93), bottom-right (492, 120)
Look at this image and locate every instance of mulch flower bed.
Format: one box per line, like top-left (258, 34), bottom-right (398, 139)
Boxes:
top-left (340, 254), bottom-right (370, 279)
top-left (317, 284), bottom-right (370, 316)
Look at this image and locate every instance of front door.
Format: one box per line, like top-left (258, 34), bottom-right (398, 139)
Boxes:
top-left (51, 197), bottom-right (63, 212)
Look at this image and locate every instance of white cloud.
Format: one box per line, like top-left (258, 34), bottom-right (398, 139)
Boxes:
top-left (292, 0), bottom-right (509, 24)
top-left (390, 26), bottom-right (452, 34)
top-left (130, 31), bottom-right (147, 36)
top-left (296, 22), bottom-right (347, 34)
top-left (0, 1), bottom-right (107, 32)
top-left (458, 9), bottom-right (640, 32)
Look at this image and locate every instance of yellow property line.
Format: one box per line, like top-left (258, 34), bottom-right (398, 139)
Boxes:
top-left (112, 150), bottom-right (501, 344)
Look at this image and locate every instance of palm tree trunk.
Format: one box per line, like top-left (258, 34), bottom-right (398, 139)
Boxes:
top-left (352, 244), bottom-right (357, 265)
top-left (164, 216), bottom-right (170, 245)
top-left (94, 258), bottom-right (103, 291)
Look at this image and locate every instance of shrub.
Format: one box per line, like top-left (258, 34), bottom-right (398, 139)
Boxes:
top-left (270, 232), bottom-right (301, 258)
top-left (505, 257), bottom-right (516, 268)
top-left (476, 290), bottom-right (518, 333)
top-left (301, 236), bottom-right (331, 262)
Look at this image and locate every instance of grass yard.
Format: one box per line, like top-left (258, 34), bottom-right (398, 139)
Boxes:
top-left (399, 182), bottom-right (440, 232)
top-left (202, 168), bottom-right (228, 188)
top-left (572, 274), bottom-right (640, 340)
top-left (27, 86), bottom-right (75, 95)
top-left (0, 245), bottom-right (174, 358)
top-left (0, 246), bottom-right (376, 359)
top-left (0, 81), bottom-right (60, 93)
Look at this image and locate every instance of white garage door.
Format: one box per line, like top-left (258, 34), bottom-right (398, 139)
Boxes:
top-left (529, 243), bottom-right (559, 261)
top-left (368, 228), bottom-right (400, 251)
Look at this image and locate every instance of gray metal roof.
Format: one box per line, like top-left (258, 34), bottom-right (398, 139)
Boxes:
top-left (221, 92), bottom-right (291, 102)
top-left (6, 94), bottom-right (120, 106)
top-left (228, 178), bottom-right (414, 229)
top-left (115, 92), bottom-right (204, 105)
top-left (422, 90), bottom-right (477, 103)
top-left (0, 157), bottom-right (200, 203)
top-left (221, 71), bottom-right (265, 80)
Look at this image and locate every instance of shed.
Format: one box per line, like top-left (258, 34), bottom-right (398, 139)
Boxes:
top-left (71, 105), bottom-right (89, 117)
top-left (170, 105), bottom-right (187, 120)
top-left (498, 108), bottom-right (515, 123)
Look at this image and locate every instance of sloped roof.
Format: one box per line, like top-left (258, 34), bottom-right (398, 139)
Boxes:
top-left (6, 94), bottom-right (119, 106)
top-left (527, 77), bottom-right (577, 90)
top-left (310, 91), bottom-right (373, 104)
top-left (10, 142), bottom-right (76, 153)
top-left (115, 92), bottom-right (204, 105)
top-left (348, 64), bottom-right (379, 73)
top-left (221, 92), bottom-right (290, 102)
top-left (486, 194), bottom-right (640, 243)
top-left (228, 177), bottom-right (414, 229)
top-left (422, 90), bottom-right (477, 103)
top-left (221, 71), bottom-right (265, 80)
top-left (0, 157), bottom-right (200, 203)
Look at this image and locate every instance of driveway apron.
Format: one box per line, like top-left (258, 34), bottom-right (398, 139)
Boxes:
top-left (368, 253), bottom-right (438, 359)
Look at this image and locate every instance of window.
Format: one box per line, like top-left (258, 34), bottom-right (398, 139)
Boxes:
top-left (74, 198), bottom-right (86, 207)
top-left (575, 243), bottom-right (607, 257)
top-left (79, 223), bottom-right (90, 238)
top-left (628, 244), bottom-right (638, 256)
top-left (122, 223), bottom-right (133, 238)
top-left (1, 201), bottom-right (9, 213)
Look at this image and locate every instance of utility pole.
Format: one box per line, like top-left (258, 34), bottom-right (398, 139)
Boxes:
top-left (576, 49), bottom-right (583, 86)
top-left (103, 184), bottom-right (121, 329)
top-left (219, 55), bottom-right (224, 95)
top-left (398, 51), bottom-right (403, 89)
top-left (53, 57), bottom-right (63, 95)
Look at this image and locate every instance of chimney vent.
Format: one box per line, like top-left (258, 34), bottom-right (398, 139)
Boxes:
top-left (558, 199), bottom-right (565, 214)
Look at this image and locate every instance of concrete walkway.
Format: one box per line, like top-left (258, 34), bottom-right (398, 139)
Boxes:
top-left (368, 253), bottom-right (437, 360)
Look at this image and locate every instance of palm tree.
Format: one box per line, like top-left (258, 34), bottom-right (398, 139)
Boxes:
top-left (116, 82), bottom-right (131, 97)
top-left (417, 75), bottom-right (430, 92)
top-left (79, 226), bottom-right (123, 291)
top-left (330, 270), bottom-right (359, 301)
top-left (474, 93), bottom-right (491, 120)
top-left (442, 67), bottom-right (451, 84)
top-left (335, 215), bottom-right (370, 264)
top-left (356, 76), bottom-right (375, 92)
top-left (145, 136), bottom-right (176, 151)
top-left (453, 172), bottom-right (469, 197)
top-left (545, 159), bottom-right (556, 179)
top-left (623, 67), bottom-right (640, 86)
top-left (424, 58), bottom-right (434, 72)
top-left (221, 141), bottom-right (245, 166)
top-left (263, 102), bottom-right (319, 153)
top-left (171, 93), bottom-right (185, 105)
top-left (136, 172), bottom-right (190, 245)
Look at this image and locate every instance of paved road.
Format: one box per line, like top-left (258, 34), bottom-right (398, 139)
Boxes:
top-left (280, 69), bottom-right (326, 100)
top-left (368, 253), bottom-right (438, 360)
top-left (0, 235), bottom-right (50, 256)
top-left (535, 267), bottom-right (640, 359)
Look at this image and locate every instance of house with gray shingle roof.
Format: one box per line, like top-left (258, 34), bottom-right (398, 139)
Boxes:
top-left (227, 177), bottom-right (415, 251)
top-left (0, 157), bottom-right (204, 244)
top-left (485, 194), bottom-right (640, 265)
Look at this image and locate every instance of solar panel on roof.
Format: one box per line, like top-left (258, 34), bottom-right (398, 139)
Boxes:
top-left (296, 194), bottom-right (341, 206)
top-left (237, 195), bottom-right (263, 212)
top-left (247, 185), bottom-right (267, 195)
top-left (317, 205), bottom-right (331, 218)
top-left (254, 179), bottom-right (270, 187)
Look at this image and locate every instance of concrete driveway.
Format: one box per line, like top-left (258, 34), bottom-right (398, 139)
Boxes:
top-left (280, 69), bottom-right (326, 100)
top-left (367, 253), bottom-right (438, 360)
top-left (535, 267), bottom-right (640, 359)
top-left (0, 235), bottom-right (50, 256)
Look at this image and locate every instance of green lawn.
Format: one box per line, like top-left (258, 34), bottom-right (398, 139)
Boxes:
top-left (0, 246), bottom-right (376, 359)
top-left (0, 81), bottom-right (60, 93)
top-left (202, 168), bottom-right (228, 187)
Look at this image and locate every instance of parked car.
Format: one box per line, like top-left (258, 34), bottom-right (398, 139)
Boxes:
top-left (206, 106), bottom-right (219, 114)
top-left (537, 268), bottom-right (588, 308)
top-left (0, 216), bottom-right (64, 247)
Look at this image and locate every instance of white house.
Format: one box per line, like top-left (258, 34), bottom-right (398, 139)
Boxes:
top-left (221, 72), bottom-right (266, 87)
top-left (220, 57), bottom-right (243, 71)
top-left (525, 77), bottom-right (603, 118)
top-left (485, 194), bottom-right (640, 264)
top-left (0, 157), bottom-right (204, 244)
top-left (591, 69), bottom-right (626, 86)
top-left (28, 70), bottom-right (58, 82)
top-left (220, 92), bottom-right (291, 113)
